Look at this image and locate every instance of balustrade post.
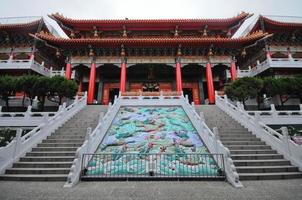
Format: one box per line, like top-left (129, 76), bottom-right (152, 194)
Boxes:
top-left (12, 128), bottom-right (22, 160)
top-left (254, 113), bottom-right (261, 124)
top-left (270, 104), bottom-right (277, 118)
top-left (299, 104), bottom-right (302, 111)
top-left (25, 106), bottom-right (32, 119)
top-left (223, 94), bottom-right (228, 104)
top-left (281, 126), bottom-right (291, 156)
top-left (0, 106), bottom-right (2, 112)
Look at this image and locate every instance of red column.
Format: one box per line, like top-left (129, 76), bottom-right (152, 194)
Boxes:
top-left (206, 62), bottom-right (215, 104)
top-left (65, 62), bottom-right (72, 80)
top-left (176, 60), bottom-right (183, 92)
top-left (230, 61), bottom-right (237, 81)
top-left (87, 62), bottom-right (96, 104)
top-left (119, 61), bottom-right (127, 93)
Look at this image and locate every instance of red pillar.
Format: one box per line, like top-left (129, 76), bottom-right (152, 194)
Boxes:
top-left (87, 62), bottom-right (96, 104)
top-left (65, 62), bottom-right (72, 80)
top-left (206, 62), bottom-right (215, 104)
top-left (119, 61), bottom-right (127, 93)
top-left (230, 61), bottom-right (237, 81)
top-left (176, 60), bottom-right (183, 92)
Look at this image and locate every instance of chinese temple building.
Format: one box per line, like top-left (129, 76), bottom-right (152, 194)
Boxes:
top-left (0, 18), bottom-right (63, 77)
top-left (237, 15), bottom-right (302, 77)
top-left (1, 13), bottom-right (302, 105)
top-left (32, 12), bottom-right (271, 105)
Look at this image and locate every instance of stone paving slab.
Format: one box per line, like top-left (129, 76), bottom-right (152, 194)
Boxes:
top-left (0, 179), bottom-right (302, 200)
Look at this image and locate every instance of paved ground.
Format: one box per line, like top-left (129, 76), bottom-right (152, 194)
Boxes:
top-left (1, 179), bottom-right (302, 200)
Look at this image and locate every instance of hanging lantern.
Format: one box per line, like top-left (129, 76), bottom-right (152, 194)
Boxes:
top-left (70, 31), bottom-right (75, 38)
top-left (241, 48), bottom-right (247, 57)
top-left (174, 26), bottom-right (179, 37)
top-left (122, 25), bottom-right (127, 37)
top-left (208, 46), bottom-right (213, 56)
top-left (89, 48), bottom-right (95, 57)
top-left (120, 45), bottom-right (126, 57)
top-left (177, 45), bottom-right (182, 57)
top-left (94, 30), bottom-right (98, 37)
top-left (56, 49), bottom-right (61, 58)
top-left (203, 25), bottom-right (208, 37)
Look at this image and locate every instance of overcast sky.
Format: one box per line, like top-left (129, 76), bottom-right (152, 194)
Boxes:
top-left (1, 0), bottom-right (301, 36)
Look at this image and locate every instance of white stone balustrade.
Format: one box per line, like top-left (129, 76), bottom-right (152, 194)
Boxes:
top-left (0, 105), bottom-right (58, 126)
top-left (0, 93), bottom-right (87, 174)
top-left (215, 92), bottom-right (302, 172)
top-left (242, 103), bottom-right (302, 125)
top-left (0, 58), bottom-right (51, 76)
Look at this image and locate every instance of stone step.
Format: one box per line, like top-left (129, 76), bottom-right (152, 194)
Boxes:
top-left (5, 168), bottom-right (70, 174)
top-left (12, 162), bottom-right (73, 168)
top-left (219, 134), bottom-right (257, 139)
top-left (227, 145), bottom-right (271, 150)
top-left (26, 152), bottom-right (76, 157)
top-left (220, 138), bottom-right (261, 142)
top-left (0, 174), bottom-right (68, 181)
top-left (31, 147), bottom-right (78, 152)
top-left (222, 141), bottom-right (266, 145)
top-left (20, 156), bottom-right (75, 162)
top-left (37, 143), bottom-right (83, 147)
top-left (42, 139), bottom-right (84, 143)
top-left (231, 154), bottom-right (283, 160)
top-left (230, 150), bottom-right (277, 154)
top-left (233, 159), bottom-right (291, 167)
top-left (239, 172), bottom-right (302, 180)
top-left (236, 166), bottom-right (299, 173)
top-left (47, 135), bottom-right (85, 139)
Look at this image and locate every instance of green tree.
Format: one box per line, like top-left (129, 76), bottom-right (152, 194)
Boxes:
top-left (0, 76), bottom-right (17, 111)
top-left (48, 76), bottom-right (78, 105)
top-left (32, 76), bottom-right (50, 111)
top-left (225, 77), bottom-right (263, 108)
top-left (292, 75), bottom-right (302, 104)
top-left (16, 75), bottom-right (39, 106)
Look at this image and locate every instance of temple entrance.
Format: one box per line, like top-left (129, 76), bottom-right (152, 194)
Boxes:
top-left (109, 88), bottom-right (119, 104)
top-left (102, 83), bottom-right (120, 104)
top-left (183, 88), bottom-right (193, 103)
top-left (182, 82), bottom-right (200, 104)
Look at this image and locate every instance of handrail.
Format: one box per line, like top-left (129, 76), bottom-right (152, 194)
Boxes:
top-left (0, 93), bottom-right (87, 174)
top-left (215, 92), bottom-right (302, 171)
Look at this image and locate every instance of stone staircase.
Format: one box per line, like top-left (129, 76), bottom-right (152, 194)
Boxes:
top-left (0, 105), bottom-right (107, 181)
top-left (196, 105), bottom-right (302, 180)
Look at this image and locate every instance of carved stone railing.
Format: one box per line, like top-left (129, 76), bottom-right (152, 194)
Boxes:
top-left (0, 58), bottom-right (51, 76)
top-left (0, 105), bottom-right (59, 126)
top-left (0, 93), bottom-right (87, 174)
top-left (244, 104), bottom-right (302, 125)
top-left (65, 91), bottom-right (242, 188)
top-left (215, 92), bottom-right (302, 172)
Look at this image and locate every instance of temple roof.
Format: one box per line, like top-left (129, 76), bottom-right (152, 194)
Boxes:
top-left (31, 30), bottom-right (270, 49)
top-left (0, 18), bottom-right (49, 33)
top-left (248, 15), bottom-right (302, 34)
top-left (49, 12), bottom-right (252, 37)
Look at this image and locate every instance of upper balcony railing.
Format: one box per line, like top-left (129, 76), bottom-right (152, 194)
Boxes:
top-left (0, 58), bottom-right (51, 76)
top-left (227, 57), bottom-right (302, 78)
